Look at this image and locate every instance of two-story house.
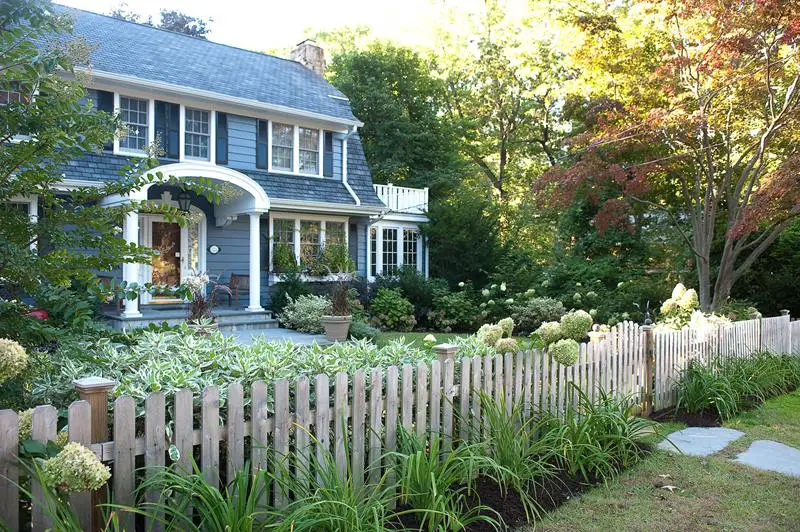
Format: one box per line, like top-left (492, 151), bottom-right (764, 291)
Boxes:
top-left (33, 7), bottom-right (429, 324)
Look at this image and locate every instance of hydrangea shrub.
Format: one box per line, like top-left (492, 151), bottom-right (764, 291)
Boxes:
top-left (0, 338), bottom-right (27, 384)
top-left (497, 317), bottom-right (514, 338)
top-left (560, 310), bottom-right (593, 342)
top-left (42, 442), bottom-right (111, 493)
top-left (494, 337), bottom-right (518, 353)
top-left (370, 288), bottom-right (416, 331)
top-left (476, 323), bottom-right (503, 347)
top-left (536, 321), bottom-right (563, 345)
top-left (549, 338), bottom-right (580, 366)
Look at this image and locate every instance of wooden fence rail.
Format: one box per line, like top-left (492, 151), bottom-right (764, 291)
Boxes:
top-left (0, 314), bottom-right (795, 531)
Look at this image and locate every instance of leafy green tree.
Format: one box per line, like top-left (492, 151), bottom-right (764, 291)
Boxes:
top-left (1, 0), bottom-right (215, 297)
top-left (328, 42), bottom-right (465, 197)
top-left (109, 3), bottom-right (212, 39)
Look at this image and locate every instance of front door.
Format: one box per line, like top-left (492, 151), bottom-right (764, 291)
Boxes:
top-left (151, 221), bottom-right (182, 296)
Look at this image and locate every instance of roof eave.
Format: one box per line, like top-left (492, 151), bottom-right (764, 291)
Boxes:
top-left (73, 67), bottom-right (365, 128)
top-left (270, 198), bottom-right (384, 215)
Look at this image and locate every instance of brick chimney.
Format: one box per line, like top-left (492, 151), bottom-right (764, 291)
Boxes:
top-left (291, 39), bottom-right (326, 76)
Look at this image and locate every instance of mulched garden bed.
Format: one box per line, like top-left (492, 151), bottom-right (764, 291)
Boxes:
top-left (650, 408), bottom-right (721, 427)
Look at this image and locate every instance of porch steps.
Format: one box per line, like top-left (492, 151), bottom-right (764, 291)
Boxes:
top-left (103, 306), bottom-right (278, 332)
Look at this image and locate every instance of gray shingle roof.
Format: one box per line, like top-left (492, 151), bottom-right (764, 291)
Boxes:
top-left (55, 5), bottom-right (359, 123)
top-left (62, 136), bottom-right (385, 209)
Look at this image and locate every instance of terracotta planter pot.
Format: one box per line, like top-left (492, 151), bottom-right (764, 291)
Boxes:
top-left (321, 315), bottom-right (352, 341)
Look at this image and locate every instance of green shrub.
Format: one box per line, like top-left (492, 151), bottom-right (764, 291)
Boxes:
top-left (377, 266), bottom-right (449, 325)
top-left (279, 294), bottom-right (332, 333)
top-left (429, 291), bottom-right (478, 331)
top-left (370, 288), bottom-right (416, 331)
top-left (559, 310), bottom-right (593, 341)
top-left (268, 271), bottom-right (311, 315)
top-left (511, 297), bottom-right (565, 333)
top-left (272, 243), bottom-right (297, 274)
top-left (349, 320), bottom-right (380, 342)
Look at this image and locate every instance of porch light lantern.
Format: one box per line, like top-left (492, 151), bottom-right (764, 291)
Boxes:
top-left (176, 190), bottom-right (192, 213)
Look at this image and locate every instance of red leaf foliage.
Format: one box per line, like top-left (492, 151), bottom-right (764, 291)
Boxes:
top-left (730, 155), bottom-right (800, 239)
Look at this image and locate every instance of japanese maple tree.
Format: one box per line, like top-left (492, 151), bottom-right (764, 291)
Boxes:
top-left (541, 0), bottom-right (800, 310)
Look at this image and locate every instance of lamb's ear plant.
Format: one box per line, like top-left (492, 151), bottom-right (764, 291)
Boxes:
top-left (391, 429), bottom-right (503, 532)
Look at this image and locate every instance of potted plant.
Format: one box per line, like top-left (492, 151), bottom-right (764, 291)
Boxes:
top-left (320, 246), bottom-right (356, 341)
top-left (184, 271), bottom-right (231, 334)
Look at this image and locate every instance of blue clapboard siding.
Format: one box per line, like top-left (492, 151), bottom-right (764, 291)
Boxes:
top-left (226, 114), bottom-right (257, 170)
top-left (358, 222), bottom-right (368, 277)
top-left (206, 216), bottom-right (250, 283)
top-left (332, 136), bottom-right (343, 180)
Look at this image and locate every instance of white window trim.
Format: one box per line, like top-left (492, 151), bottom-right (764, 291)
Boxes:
top-left (8, 194), bottom-right (39, 251)
top-left (104, 90), bottom-right (332, 178)
top-left (268, 212), bottom-right (348, 274)
top-left (366, 222), bottom-right (424, 281)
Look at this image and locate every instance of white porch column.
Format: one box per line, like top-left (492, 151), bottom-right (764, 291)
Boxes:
top-left (121, 211), bottom-right (142, 318)
top-left (247, 212), bottom-right (264, 312)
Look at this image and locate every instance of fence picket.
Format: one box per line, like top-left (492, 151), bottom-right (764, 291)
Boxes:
top-left (430, 360), bottom-right (442, 437)
top-left (113, 397), bottom-right (136, 531)
top-left (369, 367), bottom-right (383, 486)
top-left (145, 392), bottom-right (166, 532)
top-left (442, 358), bottom-right (455, 454)
top-left (401, 364), bottom-right (413, 433)
top-left (274, 379), bottom-right (290, 507)
top-left (334, 372), bottom-right (348, 480)
top-left (523, 352), bottom-right (533, 419)
top-left (471, 355), bottom-right (482, 439)
top-left (174, 390), bottom-right (193, 476)
top-left (227, 383), bottom-right (245, 482)
top-left (201, 387), bottom-right (220, 487)
top-left (315, 374), bottom-right (330, 484)
top-left (251, 381), bottom-right (269, 472)
top-left (459, 357), bottom-right (472, 442)
top-left (0, 410), bottom-right (18, 532)
top-left (352, 370), bottom-right (367, 491)
top-left (295, 377), bottom-right (311, 491)
top-left (416, 363), bottom-right (428, 439)
top-left (31, 405), bottom-right (56, 532)
top-left (67, 401), bottom-right (92, 532)
top-left (385, 364), bottom-right (399, 505)
top-left (504, 353), bottom-right (513, 416)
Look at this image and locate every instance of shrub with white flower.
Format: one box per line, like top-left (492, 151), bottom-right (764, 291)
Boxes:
top-left (458, 282), bottom-right (465, 288)
top-left (500, 282), bottom-right (507, 292)
top-left (549, 338), bottom-right (580, 366)
top-left (671, 282), bottom-right (687, 300)
top-left (42, 442), bottom-right (111, 493)
top-left (659, 283), bottom-right (702, 329)
top-left (536, 321), bottom-right (563, 345)
top-left (560, 310), bottom-right (593, 342)
top-left (504, 298), bottom-right (514, 305)
top-left (525, 288), bottom-right (535, 296)
top-left (573, 292), bottom-right (582, 302)
top-left (477, 323), bottom-right (503, 347)
top-left (678, 289), bottom-right (699, 311)
top-left (586, 291), bottom-right (597, 299)
top-left (183, 271), bottom-right (209, 297)
top-left (423, 334), bottom-right (437, 349)
top-left (497, 317), bottom-right (514, 338)
top-left (494, 337), bottom-right (518, 353)
top-left (481, 289), bottom-right (490, 297)
top-left (0, 338), bottom-right (27, 384)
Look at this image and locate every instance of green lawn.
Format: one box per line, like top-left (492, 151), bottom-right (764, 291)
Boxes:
top-left (374, 331), bottom-right (469, 348)
top-left (526, 390), bottom-right (800, 531)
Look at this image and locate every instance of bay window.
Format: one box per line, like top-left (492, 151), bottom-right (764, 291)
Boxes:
top-left (184, 108), bottom-right (210, 160)
top-left (300, 220), bottom-right (321, 266)
top-left (119, 96), bottom-right (149, 152)
top-left (368, 224), bottom-right (424, 278)
top-left (269, 215), bottom-right (350, 277)
top-left (272, 122), bottom-right (294, 171)
top-left (326, 221), bottom-right (346, 246)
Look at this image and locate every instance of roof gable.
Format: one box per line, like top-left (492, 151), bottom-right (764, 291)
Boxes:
top-left (56, 5), bottom-right (359, 123)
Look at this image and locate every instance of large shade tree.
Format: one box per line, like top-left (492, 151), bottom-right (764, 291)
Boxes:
top-left (539, 0), bottom-right (800, 310)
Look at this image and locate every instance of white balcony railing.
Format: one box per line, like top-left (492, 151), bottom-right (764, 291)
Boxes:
top-left (373, 183), bottom-right (429, 214)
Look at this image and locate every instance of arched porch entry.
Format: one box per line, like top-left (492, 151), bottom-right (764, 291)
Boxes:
top-left (105, 163), bottom-right (270, 317)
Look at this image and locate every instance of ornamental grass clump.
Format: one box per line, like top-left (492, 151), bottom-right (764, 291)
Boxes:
top-left (0, 338), bottom-right (27, 384)
top-left (42, 442), bottom-right (111, 493)
top-left (549, 338), bottom-right (580, 366)
top-left (559, 310), bottom-right (593, 342)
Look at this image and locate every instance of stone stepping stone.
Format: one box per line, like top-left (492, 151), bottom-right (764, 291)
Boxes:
top-left (735, 440), bottom-right (800, 478)
top-left (658, 427), bottom-right (745, 456)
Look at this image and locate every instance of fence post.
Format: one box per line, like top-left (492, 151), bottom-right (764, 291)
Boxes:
top-left (73, 377), bottom-right (116, 531)
top-left (433, 343), bottom-right (459, 366)
top-left (641, 325), bottom-right (655, 416)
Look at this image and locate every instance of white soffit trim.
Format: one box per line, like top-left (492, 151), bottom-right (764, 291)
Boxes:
top-left (76, 68), bottom-right (364, 129)
top-left (270, 198), bottom-right (383, 216)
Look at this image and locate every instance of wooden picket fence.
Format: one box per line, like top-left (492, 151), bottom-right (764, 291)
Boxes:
top-left (0, 314), bottom-right (795, 531)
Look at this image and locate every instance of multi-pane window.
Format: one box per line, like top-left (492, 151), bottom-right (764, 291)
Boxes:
top-left (299, 127), bottom-right (319, 174)
top-left (326, 221), bottom-right (346, 246)
top-left (119, 96), bottom-right (148, 152)
top-left (382, 228), bottom-right (398, 275)
top-left (272, 218), bottom-right (296, 270)
top-left (0, 82), bottom-right (22, 104)
top-left (272, 123), bottom-right (294, 171)
top-left (184, 108), bottom-right (210, 159)
top-left (370, 227), bottom-right (377, 278)
top-left (403, 229), bottom-right (418, 268)
top-left (300, 221), bottom-right (321, 265)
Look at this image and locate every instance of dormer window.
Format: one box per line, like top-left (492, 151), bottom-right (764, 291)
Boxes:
top-left (299, 127), bottom-right (319, 174)
top-left (119, 96), bottom-right (149, 153)
top-left (271, 122), bottom-right (294, 171)
top-left (185, 108), bottom-right (210, 160)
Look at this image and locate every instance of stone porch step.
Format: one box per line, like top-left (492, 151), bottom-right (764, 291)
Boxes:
top-left (103, 306), bottom-right (277, 331)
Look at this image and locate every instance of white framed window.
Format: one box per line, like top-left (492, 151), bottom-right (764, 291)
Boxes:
top-left (268, 213), bottom-right (350, 277)
top-left (0, 85), bottom-right (22, 105)
top-left (271, 122), bottom-right (294, 171)
top-left (119, 96), bottom-right (149, 152)
top-left (184, 108), bottom-right (210, 160)
top-left (367, 223), bottom-right (424, 279)
top-left (298, 127), bottom-right (320, 174)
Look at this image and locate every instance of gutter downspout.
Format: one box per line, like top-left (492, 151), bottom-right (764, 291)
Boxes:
top-left (342, 126), bottom-right (361, 206)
